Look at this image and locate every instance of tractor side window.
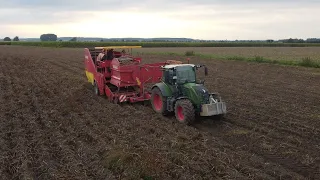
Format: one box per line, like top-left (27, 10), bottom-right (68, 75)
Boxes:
top-left (168, 69), bottom-right (176, 84)
top-left (163, 69), bottom-right (175, 85)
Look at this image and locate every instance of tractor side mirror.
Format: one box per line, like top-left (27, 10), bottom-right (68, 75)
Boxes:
top-left (205, 66), bottom-right (208, 76)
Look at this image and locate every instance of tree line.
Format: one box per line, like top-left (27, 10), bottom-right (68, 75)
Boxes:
top-left (3, 36), bottom-right (20, 41)
top-left (2, 34), bottom-right (79, 42)
top-left (2, 33), bottom-right (320, 43)
top-left (3, 34), bottom-right (59, 42)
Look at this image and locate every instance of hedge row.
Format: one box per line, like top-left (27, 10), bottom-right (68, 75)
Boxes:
top-left (1, 41), bottom-right (320, 47)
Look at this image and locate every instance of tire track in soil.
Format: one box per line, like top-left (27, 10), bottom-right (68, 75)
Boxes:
top-left (202, 89), bottom-right (320, 178)
top-left (0, 57), bottom-right (37, 179)
top-left (0, 56), bottom-right (15, 178)
top-left (229, 102), bottom-right (320, 142)
top-left (26, 61), bottom-right (79, 179)
top-left (212, 75), bottom-right (320, 117)
top-left (121, 103), bottom-right (300, 179)
top-left (0, 52), bottom-right (69, 178)
top-left (25, 57), bottom-right (117, 179)
top-left (220, 114), bottom-right (319, 179)
top-left (46, 60), bottom-right (83, 75)
top-left (0, 54), bottom-right (114, 179)
top-left (193, 94), bottom-right (319, 177)
top-left (192, 109), bottom-right (319, 180)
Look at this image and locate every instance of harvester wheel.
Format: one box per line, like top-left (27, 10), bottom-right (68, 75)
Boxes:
top-left (174, 99), bottom-right (195, 125)
top-left (151, 87), bottom-right (169, 115)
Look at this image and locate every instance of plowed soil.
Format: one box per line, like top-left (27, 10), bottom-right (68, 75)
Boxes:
top-left (0, 46), bottom-right (319, 180)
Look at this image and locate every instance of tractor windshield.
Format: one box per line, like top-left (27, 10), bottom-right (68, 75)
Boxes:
top-left (175, 66), bottom-right (196, 84)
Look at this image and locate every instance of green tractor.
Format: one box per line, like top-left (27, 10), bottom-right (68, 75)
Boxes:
top-left (150, 63), bottom-right (227, 125)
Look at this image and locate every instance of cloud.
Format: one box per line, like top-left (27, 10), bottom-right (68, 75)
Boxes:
top-left (0, 0), bottom-right (319, 39)
top-left (2, 0), bottom-right (319, 11)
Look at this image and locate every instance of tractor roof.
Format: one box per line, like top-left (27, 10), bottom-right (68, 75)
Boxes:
top-left (94, 46), bottom-right (142, 50)
top-left (163, 64), bottom-right (195, 69)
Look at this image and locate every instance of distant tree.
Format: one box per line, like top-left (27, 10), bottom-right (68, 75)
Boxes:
top-left (13, 36), bottom-right (19, 41)
top-left (283, 38), bottom-right (305, 43)
top-left (3, 37), bottom-right (11, 41)
top-left (306, 38), bottom-right (320, 43)
top-left (40, 34), bottom-right (57, 41)
top-left (266, 39), bottom-right (274, 43)
top-left (289, 38), bottom-right (294, 43)
top-left (69, 37), bottom-right (77, 41)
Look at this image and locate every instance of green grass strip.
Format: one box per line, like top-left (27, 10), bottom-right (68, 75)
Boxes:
top-left (139, 52), bottom-right (320, 68)
top-left (1, 41), bottom-right (319, 68)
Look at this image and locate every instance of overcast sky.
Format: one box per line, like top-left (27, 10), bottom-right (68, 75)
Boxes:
top-left (0, 0), bottom-right (319, 40)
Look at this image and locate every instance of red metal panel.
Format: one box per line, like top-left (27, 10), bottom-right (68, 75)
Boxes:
top-left (110, 59), bottom-right (139, 87)
top-left (138, 62), bottom-right (166, 84)
top-left (97, 60), bottom-right (113, 79)
top-left (110, 59), bottom-right (166, 88)
top-left (104, 85), bottom-right (113, 99)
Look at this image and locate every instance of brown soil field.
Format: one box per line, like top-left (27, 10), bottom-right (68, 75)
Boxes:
top-left (135, 47), bottom-right (320, 62)
top-left (0, 46), bottom-right (319, 180)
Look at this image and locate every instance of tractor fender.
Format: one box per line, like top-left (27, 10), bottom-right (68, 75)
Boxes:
top-left (151, 83), bottom-right (172, 97)
top-left (172, 96), bottom-right (190, 106)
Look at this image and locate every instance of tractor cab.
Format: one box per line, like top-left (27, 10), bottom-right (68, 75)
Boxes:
top-left (161, 64), bottom-right (207, 85)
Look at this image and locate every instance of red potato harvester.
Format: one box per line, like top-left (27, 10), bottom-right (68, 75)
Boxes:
top-left (84, 46), bottom-right (177, 103)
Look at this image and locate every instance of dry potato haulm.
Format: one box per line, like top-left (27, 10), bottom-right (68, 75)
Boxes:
top-left (0, 46), bottom-right (319, 179)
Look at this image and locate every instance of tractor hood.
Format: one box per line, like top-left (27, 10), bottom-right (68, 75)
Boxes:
top-left (182, 83), bottom-right (210, 105)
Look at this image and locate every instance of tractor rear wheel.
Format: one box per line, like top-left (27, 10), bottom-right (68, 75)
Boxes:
top-left (151, 87), bottom-right (169, 115)
top-left (174, 99), bottom-right (195, 125)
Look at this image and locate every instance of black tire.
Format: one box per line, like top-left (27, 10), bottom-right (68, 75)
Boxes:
top-left (151, 87), bottom-right (169, 115)
top-left (174, 99), bottom-right (195, 125)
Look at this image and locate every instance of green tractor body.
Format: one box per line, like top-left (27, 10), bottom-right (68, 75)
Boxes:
top-left (151, 64), bottom-right (227, 125)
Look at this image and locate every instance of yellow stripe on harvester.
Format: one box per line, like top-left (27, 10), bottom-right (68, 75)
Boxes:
top-left (85, 70), bottom-right (94, 85)
top-left (95, 46), bottom-right (142, 50)
top-left (136, 77), bottom-right (141, 86)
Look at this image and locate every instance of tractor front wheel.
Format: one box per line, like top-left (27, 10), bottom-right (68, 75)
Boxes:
top-left (174, 99), bottom-right (195, 125)
top-left (151, 87), bottom-right (169, 115)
